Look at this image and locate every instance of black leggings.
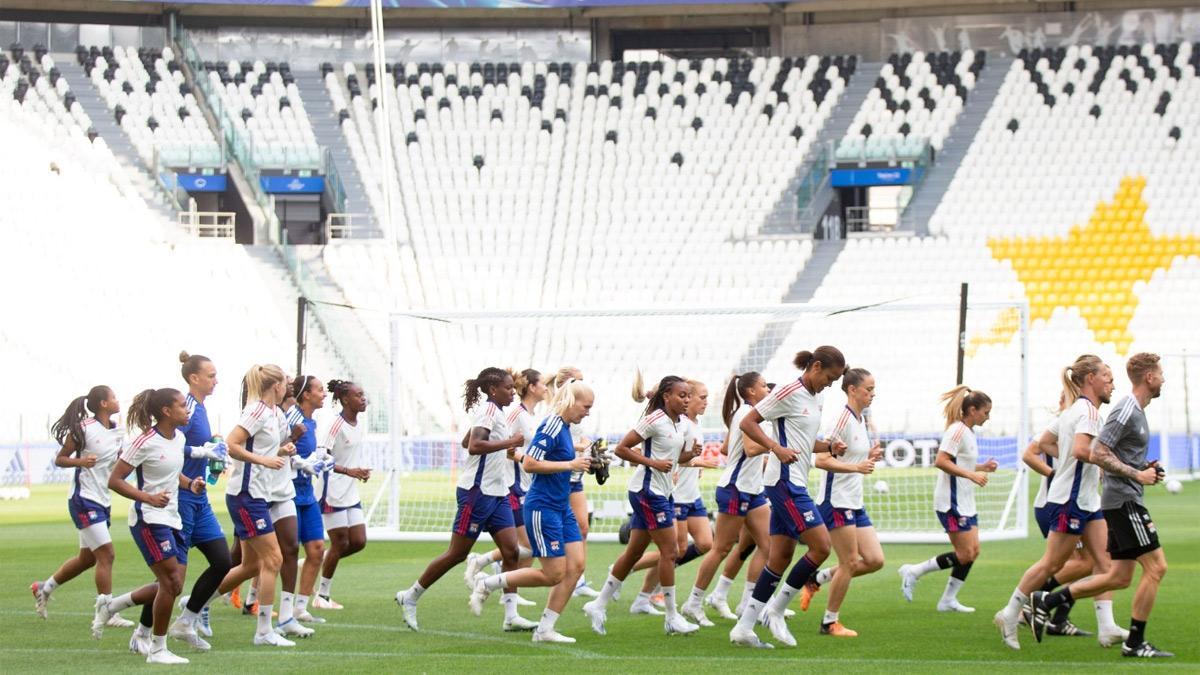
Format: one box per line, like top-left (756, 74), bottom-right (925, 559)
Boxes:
top-left (185, 538), bottom-right (232, 613)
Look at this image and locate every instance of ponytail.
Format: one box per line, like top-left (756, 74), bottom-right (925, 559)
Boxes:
top-left (1062, 354), bottom-right (1103, 403)
top-left (463, 367), bottom-right (508, 411)
top-left (241, 363), bottom-right (286, 407)
top-left (941, 384), bottom-right (991, 427)
top-left (794, 345), bottom-right (846, 372)
top-left (513, 368), bottom-right (541, 399)
top-left (545, 366), bottom-right (584, 405)
top-left (129, 388), bottom-right (180, 432)
top-left (179, 351), bottom-right (211, 383)
top-left (631, 368), bottom-right (651, 403)
top-left (722, 371), bottom-right (761, 428)
top-left (550, 379), bottom-right (593, 416)
top-left (50, 385), bottom-right (110, 447)
top-left (327, 379), bottom-right (355, 406)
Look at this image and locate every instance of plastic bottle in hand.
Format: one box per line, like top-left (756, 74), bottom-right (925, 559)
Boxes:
top-left (206, 435), bottom-right (226, 485)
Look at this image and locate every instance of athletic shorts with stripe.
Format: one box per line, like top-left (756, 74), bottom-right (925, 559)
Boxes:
top-left (524, 505), bottom-right (581, 558)
top-left (1104, 501), bottom-right (1161, 560)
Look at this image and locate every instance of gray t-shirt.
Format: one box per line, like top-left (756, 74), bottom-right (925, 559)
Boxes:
top-left (1097, 395), bottom-right (1150, 510)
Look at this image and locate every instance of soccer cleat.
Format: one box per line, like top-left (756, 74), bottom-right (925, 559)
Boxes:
top-left (994, 610), bottom-right (1020, 650)
top-left (129, 631), bottom-right (151, 655)
top-left (296, 609), bottom-right (325, 624)
top-left (242, 600), bottom-right (259, 616)
top-left (30, 582), bottom-right (49, 619)
top-left (582, 600), bottom-right (607, 636)
top-left (503, 615), bottom-right (539, 632)
top-left (898, 565), bottom-right (919, 602)
top-left (573, 577), bottom-right (600, 599)
top-left (650, 592), bottom-right (666, 610)
top-left (468, 577), bottom-right (490, 617)
top-left (762, 610), bottom-right (796, 647)
top-left (146, 647), bottom-right (189, 665)
top-left (664, 614), bottom-right (700, 635)
top-left (107, 613), bottom-right (135, 628)
top-left (253, 631), bottom-right (296, 647)
top-left (730, 624), bottom-right (774, 649)
top-left (937, 599), bottom-right (976, 613)
top-left (464, 553), bottom-right (488, 591)
top-left (312, 595), bottom-right (343, 610)
top-left (513, 594), bottom-right (537, 607)
top-left (629, 597), bottom-right (664, 616)
top-left (1028, 592), bottom-right (1049, 643)
top-left (275, 618), bottom-right (315, 638)
top-left (1018, 604), bottom-right (1032, 627)
top-left (705, 594), bottom-right (738, 620)
top-left (820, 621), bottom-right (858, 637)
top-left (799, 582), bottom-right (821, 612)
top-left (1098, 626), bottom-right (1130, 648)
top-left (1122, 642), bottom-right (1174, 658)
top-left (394, 591), bottom-right (420, 632)
top-left (230, 586), bottom-right (243, 609)
top-left (532, 629), bottom-right (576, 643)
top-left (169, 618), bottom-right (212, 651)
top-left (1046, 619), bottom-right (1092, 637)
top-left (680, 602), bottom-right (715, 627)
top-left (90, 596), bottom-right (113, 639)
top-left (783, 608), bottom-right (796, 619)
top-left (196, 607), bottom-right (213, 637)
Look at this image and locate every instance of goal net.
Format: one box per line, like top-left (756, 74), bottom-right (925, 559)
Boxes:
top-left (303, 300), bottom-right (1030, 543)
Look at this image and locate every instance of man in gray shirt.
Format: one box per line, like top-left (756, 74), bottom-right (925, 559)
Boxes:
top-left (1031, 353), bottom-right (1170, 658)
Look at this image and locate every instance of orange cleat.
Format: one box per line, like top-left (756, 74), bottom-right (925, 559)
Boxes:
top-left (820, 621), bottom-right (858, 637)
top-left (799, 582), bottom-right (821, 612)
top-left (230, 586), bottom-right (243, 609)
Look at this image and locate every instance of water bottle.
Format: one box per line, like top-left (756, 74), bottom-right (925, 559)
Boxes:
top-left (205, 435), bottom-right (226, 485)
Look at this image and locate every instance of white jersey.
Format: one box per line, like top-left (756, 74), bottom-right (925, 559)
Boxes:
top-left (72, 417), bottom-right (124, 507)
top-left (626, 409), bottom-right (690, 498)
top-left (1033, 417), bottom-right (1060, 509)
top-left (759, 380), bottom-right (824, 493)
top-left (226, 401), bottom-right (289, 501)
top-left (816, 406), bottom-right (871, 509)
top-left (319, 414), bottom-right (365, 508)
top-left (933, 421), bottom-right (980, 516)
top-left (506, 403), bottom-right (535, 493)
top-left (672, 419), bottom-right (704, 503)
top-left (122, 428), bottom-right (185, 529)
top-left (1046, 397), bottom-right (1103, 512)
top-left (717, 403), bottom-right (774, 494)
top-left (457, 401), bottom-right (516, 497)
top-left (569, 424), bottom-right (587, 486)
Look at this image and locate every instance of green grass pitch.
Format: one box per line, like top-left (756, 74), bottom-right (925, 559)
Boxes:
top-left (1, 482), bottom-right (1197, 673)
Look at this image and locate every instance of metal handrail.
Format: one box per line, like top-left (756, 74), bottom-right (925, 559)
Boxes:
top-left (178, 208), bottom-right (236, 238)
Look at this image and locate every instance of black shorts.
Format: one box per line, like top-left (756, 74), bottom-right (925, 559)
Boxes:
top-left (1104, 501), bottom-right (1161, 560)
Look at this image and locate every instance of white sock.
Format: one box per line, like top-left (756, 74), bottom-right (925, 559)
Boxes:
top-left (256, 604), bottom-right (273, 635)
top-left (483, 573), bottom-right (508, 592)
top-left (109, 592), bottom-right (136, 612)
top-left (735, 598), bottom-right (765, 630)
top-left (662, 586), bottom-right (677, 619)
top-left (151, 634), bottom-right (166, 652)
top-left (823, 609), bottom-right (839, 624)
top-left (576, 575), bottom-right (589, 589)
top-left (43, 577), bottom-right (59, 595)
top-left (134, 623), bottom-right (151, 638)
top-left (815, 568), bottom-right (835, 586)
top-left (914, 556), bottom-right (942, 577)
top-left (537, 608), bottom-right (559, 634)
top-left (517, 546), bottom-right (532, 561)
top-left (1003, 588), bottom-right (1028, 621)
top-left (1094, 600), bottom-right (1117, 631)
top-left (688, 586), bottom-right (705, 606)
top-left (279, 592), bottom-right (294, 623)
top-left (767, 583), bottom-right (800, 615)
top-left (489, 561), bottom-right (502, 575)
top-left (636, 591), bottom-right (651, 604)
top-left (596, 574), bottom-right (622, 606)
top-left (180, 608), bottom-right (200, 624)
top-left (713, 575), bottom-right (734, 600)
top-left (94, 593), bottom-right (111, 610)
top-left (501, 593), bottom-right (518, 620)
top-left (739, 581), bottom-right (755, 608)
top-left (296, 595), bottom-right (310, 614)
top-left (941, 577), bottom-right (964, 602)
top-left (318, 577), bottom-right (332, 597)
top-left (406, 582), bottom-right (425, 602)
top-left (246, 585), bottom-right (259, 605)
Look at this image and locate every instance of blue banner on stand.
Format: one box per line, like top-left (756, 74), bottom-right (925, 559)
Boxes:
top-left (260, 175), bottom-right (326, 194)
top-left (175, 173), bottom-right (227, 192)
top-left (831, 167), bottom-right (917, 188)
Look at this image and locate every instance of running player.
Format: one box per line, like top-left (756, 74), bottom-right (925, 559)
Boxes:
top-left (898, 385), bottom-right (997, 613)
top-left (993, 355), bottom-right (1124, 649)
top-left (548, 367), bottom-right (602, 600)
top-left (801, 367), bottom-right (885, 637)
top-left (1032, 353), bottom-right (1172, 658)
top-left (32, 386), bottom-right (135, 630)
top-left (314, 379), bottom-right (370, 611)
top-left (729, 346), bottom-right (847, 648)
top-left (471, 379), bottom-right (595, 643)
top-left (284, 375), bottom-right (332, 624)
top-left (95, 388), bottom-right (191, 664)
top-left (395, 368), bottom-right (524, 631)
top-left (683, 372), bottom-right (773, 631)
top-left (582, 375), bottom-right (701, 636)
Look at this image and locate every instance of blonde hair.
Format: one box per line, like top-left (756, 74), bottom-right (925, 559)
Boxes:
top-left (941, 385), bottom-right (992, 427)
top-left (1062, 354), bottom-right (1104, 403)
top-left (631, 368), bottom-right (651, 403)
top-left (546, 366), bottom-right (583, 404)
top-left (511, 368), bottom-right (541, 399)
top-left (241, 363), bottom-right (286, 406)
top-left (550, 379), bottom-right (593, 416)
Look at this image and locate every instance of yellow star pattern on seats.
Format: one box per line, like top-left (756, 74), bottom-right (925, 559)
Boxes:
top-left (979, 176), bottom-right (1200, 355)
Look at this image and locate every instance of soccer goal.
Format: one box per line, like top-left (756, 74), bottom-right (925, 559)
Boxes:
top-left (301, 299), bottom-right (1030, 544)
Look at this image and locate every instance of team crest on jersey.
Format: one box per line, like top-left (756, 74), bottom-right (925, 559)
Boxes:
top-left (255, 518), bottom-right (267, 531)
top-left (550, 540), bottom-right (560, 551)
top-left (159, 539), bottom-right (172, 552)
top-left (803, 511), bottom-right (815, 523)
top-left (655, 512), bottom-right (666, 523)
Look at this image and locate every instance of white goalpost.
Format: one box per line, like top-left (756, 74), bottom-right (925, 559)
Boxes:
top-left (325, 299), bottom-right (1030, 544)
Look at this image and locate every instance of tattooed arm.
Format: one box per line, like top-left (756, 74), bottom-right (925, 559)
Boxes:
top-left (1089, 439), bottom-right (1159, 485)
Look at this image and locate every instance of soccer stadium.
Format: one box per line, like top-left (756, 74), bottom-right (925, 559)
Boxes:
top-left (0, 0), bottom-right (1198, 670)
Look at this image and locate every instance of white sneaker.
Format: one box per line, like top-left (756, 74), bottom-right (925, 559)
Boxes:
top-left (1099, 626), bottom-right (1130, 648)
top-left (994, 610), bottom-right (1020, 650)
top-left (783, 608), bottom-right (796, 618)
top-left (513, 594), bottom-right (538, 607)
top-left (275, 618), bottom-right (315, 638)
top-left (730, 624), bottom-right (775, 649)
top-left (90, 597), bottom-right (113, 639)
top-left (937, 599), bottom-right (976, 613)
top-left (296, 609), bottom-right (325, 624)
top-left (169, 618), bottom-right (212, 650)
top-left (395, 590), bottom-right (420, 631)
top-left (572, 579), bottom-right (600, 599)
top-left (469, 575), bottom-right (491, 617)
top-left (107, 612), bottom-right (135, 628)
top-left (763, 610), bottom-right (796, 647)
top-left (582, 600), bottom-right (607, 635)
top-left (630, 597), bottom-right (664, 615)
top-left (503, 615), bottom-right (539, 632)
top-left (197, 607), bottom-right (212, 636)
top-left (129, 631), bottom-right (151, 655)
top-left (312, 595), bottom-right (343, 610)
top-left (680, 602), bottom-right (715, 627)
top-left (532, 629), bottom-right (576, 643)
top-left (253, 630), bottom-right (296, 647)
top-left (705, 594), bottom-right (738, 620)
top-left (898, 564), bottom-right (919, 602)
top-left (146, 647), bottom-right (189, 665)
top-left (30, 582), bottom-right (49, 619)
top-left (665, 614), bottom-right (700, 635)
top-left (464, 553), bottom-right (488, 591)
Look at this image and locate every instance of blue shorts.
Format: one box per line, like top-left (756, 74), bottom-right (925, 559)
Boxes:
top-left (296, 501), bottom-right (325, 544)
top-left (937, 509), bottom-right (978, 533)
top-left (766, 483), bottom-right (824, 538)
top-left (68, 496), bottom-right (110, 530)
top-left (715, 485), bottom-right (767, 516)
top-left (629, 491), bottom-right (674, 531)
top-left (178, 497), bottom-right (225, 564)
top-left (226, 493), bottom-right (274, 539)
top-left (452, 487), bottom-right (515, 539)
top-left (507, 491), bottom-right (525, 528)
top-left (130, 522), bottom-right (185, 567)
top-left (1045, 501), bottom-right (1104, 535)
top-left (1034, 505), bottom-right (1053, 538)
top-left (570, 480), bottom-right (584, 494)
top-left (818, 502), bottom-right (872, 530)
top-left (674, 498), bottom-right (708, 520)
top-left (523, 504), bottom-right (581, 558)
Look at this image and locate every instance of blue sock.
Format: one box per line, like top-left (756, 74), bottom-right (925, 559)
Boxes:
top-left (785, 554), bottom-right (821, 589)
top-left (752, 567), bottom-right (782, 604)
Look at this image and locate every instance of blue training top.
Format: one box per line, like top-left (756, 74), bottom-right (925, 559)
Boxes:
top-left (523, 415), bottom-right (575, 510)
top-left (179, 393), bottom-right (212, 503)
top-left (291, 410), bottom-right (318, 506)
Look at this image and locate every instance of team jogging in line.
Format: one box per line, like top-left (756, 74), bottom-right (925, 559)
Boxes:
top-left (29, 346), bottom-right (1175, 662)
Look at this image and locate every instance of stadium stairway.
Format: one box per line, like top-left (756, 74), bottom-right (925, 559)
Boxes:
top-left (55, 60), bottom-right (177, 223)
top-left (293, 70), bottom-right (380, 235)
top-left (899, 54), bottom-right (1013, 235)
top-left (761, 62), bottom-right (884, 236)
